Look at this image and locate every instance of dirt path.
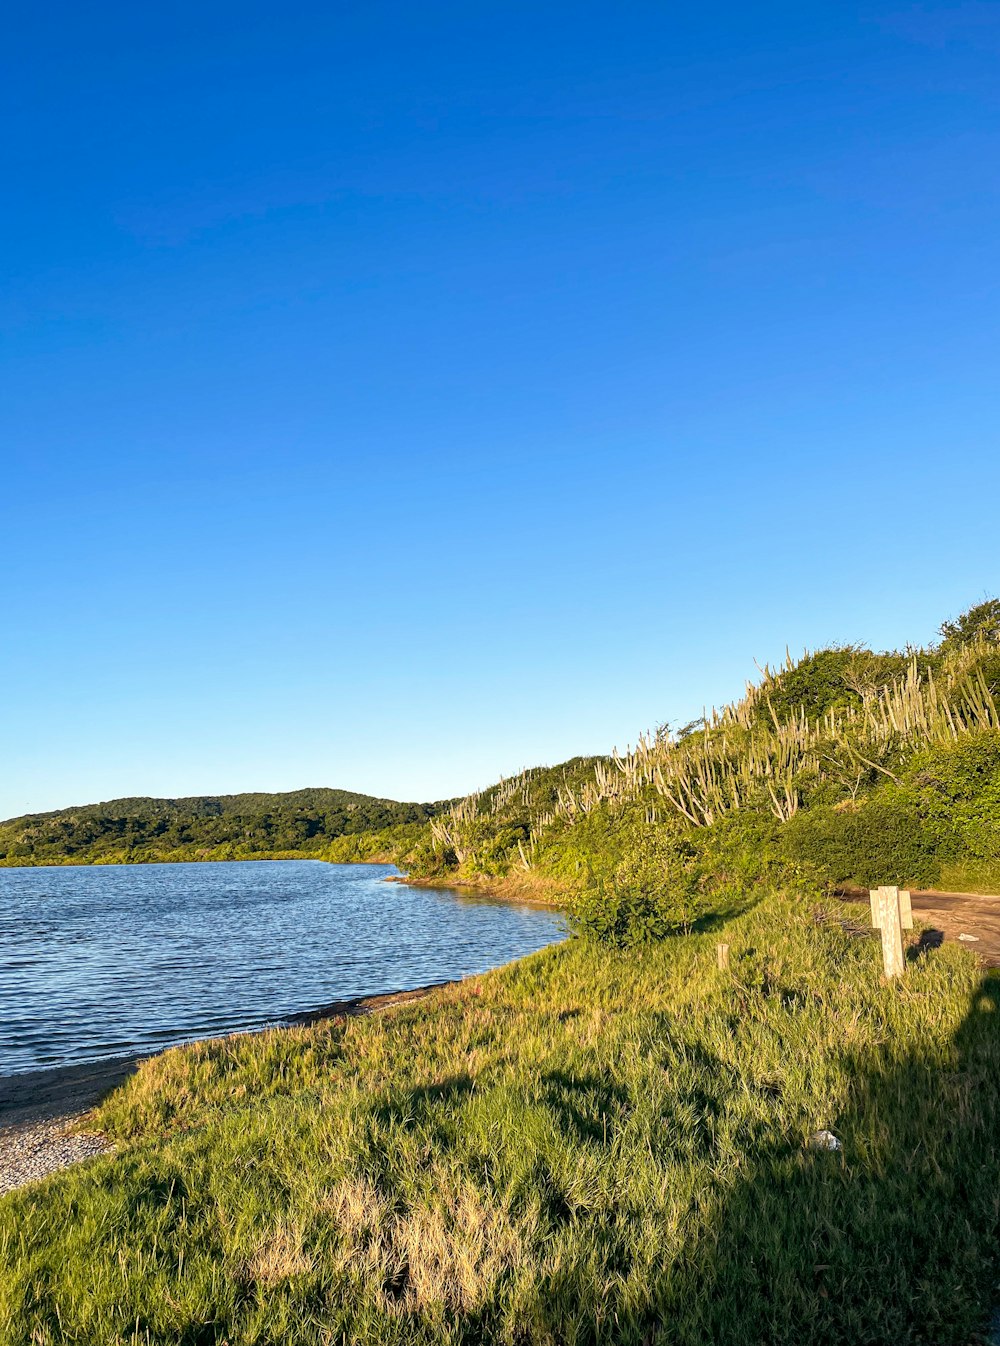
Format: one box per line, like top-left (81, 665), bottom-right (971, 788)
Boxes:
top-left (837, 888), bottom-right (1000, 967)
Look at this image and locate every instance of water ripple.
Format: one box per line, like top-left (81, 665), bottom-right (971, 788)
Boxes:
top-left (0, 861), bottom-right (566, 1075)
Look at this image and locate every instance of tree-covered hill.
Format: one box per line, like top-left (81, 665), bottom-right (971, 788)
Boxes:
top-left (0, 788), bottom-right (445, 866)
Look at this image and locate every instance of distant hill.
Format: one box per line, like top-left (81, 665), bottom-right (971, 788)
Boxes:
top-left (0, 788), bottom-right (445, 866)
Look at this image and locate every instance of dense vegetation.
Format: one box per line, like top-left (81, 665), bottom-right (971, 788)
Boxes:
top-left (2, 890), bottom-right (998, 1344)
top-left (404, 601), bottom-right (1000, 940)
top-left (0, 789), bottom-right (443, 867)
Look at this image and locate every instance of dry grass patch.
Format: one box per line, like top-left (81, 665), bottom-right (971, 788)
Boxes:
top-left (242, 1222), bottom-right (314, 1288)
top-left (390, 1181), bottom-right (534, 1315)
top-left (322, 1172), bottom-right (533, 1315)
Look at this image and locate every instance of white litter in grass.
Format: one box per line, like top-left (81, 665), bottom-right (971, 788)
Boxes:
top-left (809, 1130), bottom-right (841, 1152)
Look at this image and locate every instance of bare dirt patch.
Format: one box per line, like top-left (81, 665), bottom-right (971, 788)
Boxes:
top-left (837, 888), bottom-right (1000, 967)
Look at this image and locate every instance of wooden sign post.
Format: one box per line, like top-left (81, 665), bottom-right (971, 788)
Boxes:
top-left (869, 886), bottom-right (911, 979)
top-left (717, 943), bottom-right (730, 971)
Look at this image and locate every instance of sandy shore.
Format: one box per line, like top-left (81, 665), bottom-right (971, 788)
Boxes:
top-left (0, 1054), bottom-right (143, 1197)
top-left (0, 979), bottom-right (459, 1197)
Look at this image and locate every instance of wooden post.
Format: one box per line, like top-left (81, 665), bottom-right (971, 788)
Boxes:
top-left (872, 885), bottom-right (905, 979)
top-left (717, 943), bottom-right (730, 971)
top-left (870, 888), bottom-right (913, 931)
top-left (898, 889), bottom-right (913, 930)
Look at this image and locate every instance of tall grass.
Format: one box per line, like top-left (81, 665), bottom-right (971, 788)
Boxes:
top-left (2, 890), bottom-right (998, 1344)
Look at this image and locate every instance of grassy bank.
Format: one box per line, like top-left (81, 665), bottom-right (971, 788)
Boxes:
top-left (396, 869), bottom-right (570, 906)
top-left (2, 889), bottom-right (998, 1344)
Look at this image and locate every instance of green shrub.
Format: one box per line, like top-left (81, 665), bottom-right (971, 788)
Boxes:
top-left (698, 810), bottom-right (783, 883)
top-left (939, 598), bottom-right (1000, 650)
top-left (908, 732), bottom-right (1000, 875)
top-left (573, 825), bottom-right (701, 946)
top-left (758, 647), bottom-right (910, 725)
top-left (468, 823), bottom-right (529, 876)
top-left (781, 787), bottom-right (940, 888)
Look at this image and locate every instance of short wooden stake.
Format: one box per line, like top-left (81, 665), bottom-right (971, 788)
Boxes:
top-left (871, 885), bottom-right (905, 979)
top-left (717, 942), bottom-right (730, 971)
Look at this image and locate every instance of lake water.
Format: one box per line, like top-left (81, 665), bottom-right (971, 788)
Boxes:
top-left (0, 861), bottom-right (566, 1076)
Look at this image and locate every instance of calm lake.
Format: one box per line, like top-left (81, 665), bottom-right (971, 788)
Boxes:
top-left (0, 861), bottom-right (566, 1076)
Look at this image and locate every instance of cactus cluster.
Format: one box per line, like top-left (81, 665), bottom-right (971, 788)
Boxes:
top-left (431, 635), bottom-right (1000, 870)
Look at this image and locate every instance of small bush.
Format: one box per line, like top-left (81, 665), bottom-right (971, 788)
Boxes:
top-left (573, 826), bottom-right (701, 946)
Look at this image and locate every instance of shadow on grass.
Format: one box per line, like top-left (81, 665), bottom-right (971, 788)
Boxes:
top-left (371, 1073), bottom-right (477, 1130)
top-left (539, 1070), bottom-right (630, 1145)
top-left (908, 927), bottom-right (946, 960)
top-left (689, 892), bottom-right (762, 936)
top-left (646, 976), bottom-right (1000, 1345)
top-left (503, 978), bottom-right (1000, 1345)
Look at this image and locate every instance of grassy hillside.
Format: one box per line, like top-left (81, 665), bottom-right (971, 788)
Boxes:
top-left (2, 889), bottom-right (998, 1343)
top-left (406, 602), bottom-right (1000, 918)
top-left (0, 788), bottom-right (444, 867)
top-left (7, 602), bottom-right (1000, 906)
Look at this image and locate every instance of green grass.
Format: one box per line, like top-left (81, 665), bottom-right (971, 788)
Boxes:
top-left (2, 890), bottom-right (999, 1344)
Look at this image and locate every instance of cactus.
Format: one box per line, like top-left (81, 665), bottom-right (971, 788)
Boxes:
top-left (435, 635), bottom-right (1000, 861)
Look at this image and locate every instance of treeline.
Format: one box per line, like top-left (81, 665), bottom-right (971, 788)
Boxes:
top-left (403, 600), bottom-right (1000, 940)
top-left (0, 788), bottom-right (444, 866)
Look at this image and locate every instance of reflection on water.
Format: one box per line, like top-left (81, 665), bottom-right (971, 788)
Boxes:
top-left (0, 861), bottom-right (565, 1075)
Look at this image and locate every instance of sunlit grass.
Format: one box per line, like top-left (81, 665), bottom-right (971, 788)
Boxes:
top-left (2, 889), bottom-right (998, 1344)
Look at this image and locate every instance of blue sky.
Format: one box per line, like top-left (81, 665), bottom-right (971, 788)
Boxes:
top-left (3, 2), bottom-right (999, 817)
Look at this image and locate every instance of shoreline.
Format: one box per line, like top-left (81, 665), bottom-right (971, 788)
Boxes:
top-left (1, 849), bottom-right (572, 908)
top-left (391, 869), bottom-right (571, 908)
top-left (1, 852), bottom-right (569, 897)
top-left (0, 975), bottom-right (469, 1196)
top-left (0, 851), bottom-right (343, 868)
top-left (0, 976), bottom-right (466, 1129)
top-left (0, 866), bottom-right (570, 1193)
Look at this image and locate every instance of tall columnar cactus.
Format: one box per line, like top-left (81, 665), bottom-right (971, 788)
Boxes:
top-left (435, 636), bottom-right (1000, 863)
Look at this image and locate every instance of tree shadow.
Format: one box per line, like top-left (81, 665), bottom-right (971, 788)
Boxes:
top-left (690, 894), bottom-right (762, 936)
top-left (513, 976), bottom-right (1000, 1345)
top-left (370, 1073), bottom-right (476, 1130)
top-left (538, 1069), bottom-right (631, 1146)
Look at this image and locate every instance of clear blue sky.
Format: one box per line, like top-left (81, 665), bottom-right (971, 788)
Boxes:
top-left (3, 2), bottom-right (999, 818)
